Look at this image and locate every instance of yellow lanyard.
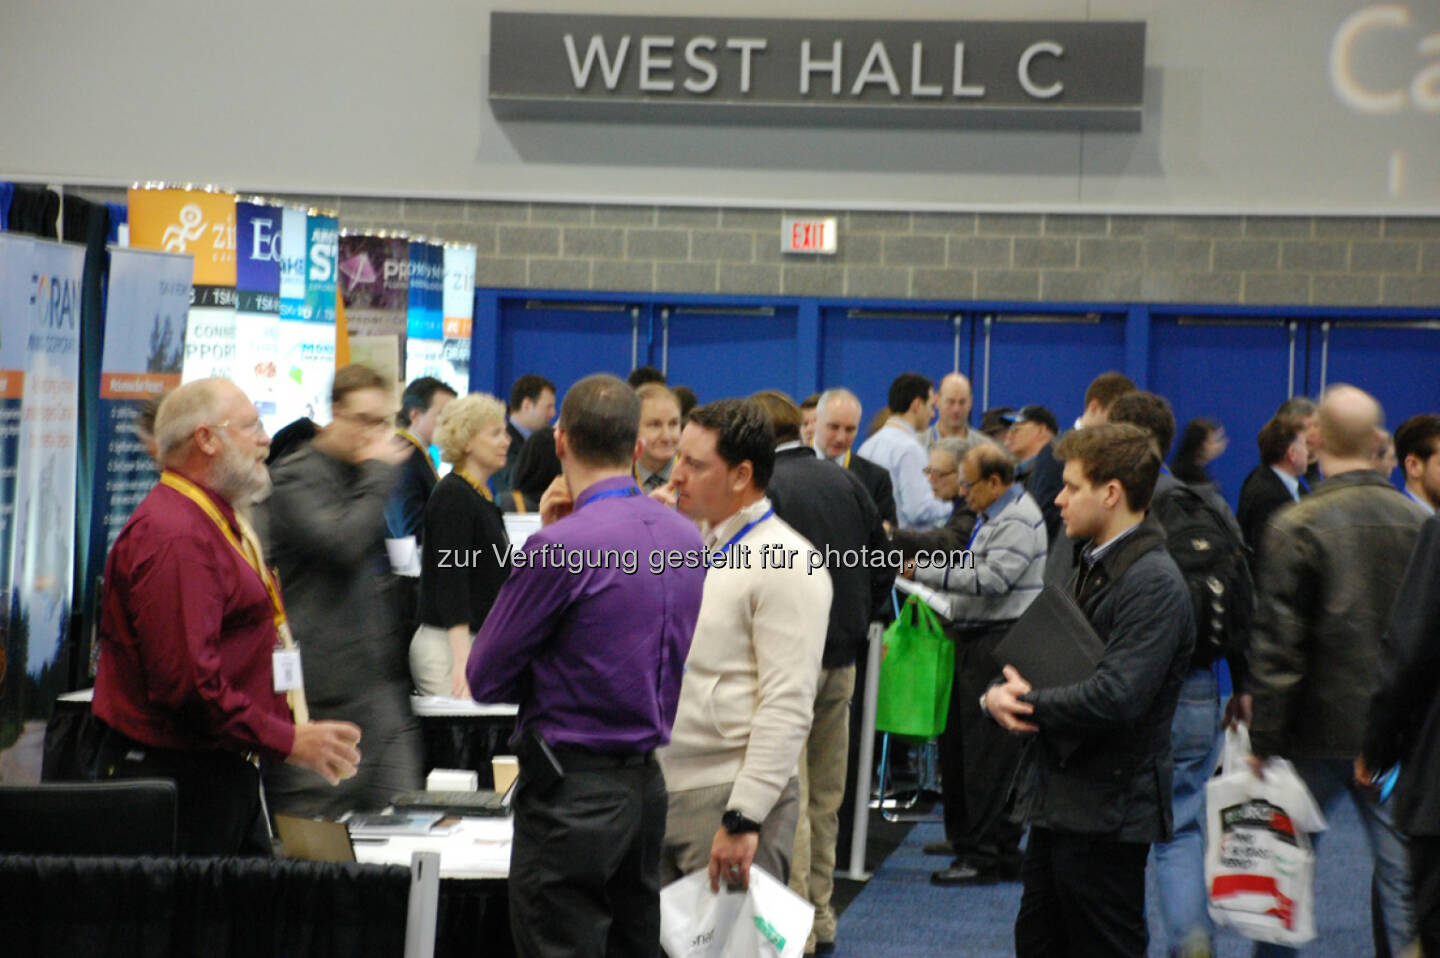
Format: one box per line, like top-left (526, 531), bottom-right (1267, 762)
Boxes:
top-left (841, 450), bottom-right (851, 469)
top-left (511, 490), bottom-right (526, 513)
top-left (455, 469), bottom-right (494, 502)
top-left (397, 429), bottom-right (439, 479)
top-left (159, 470), bottom-right (309, 722)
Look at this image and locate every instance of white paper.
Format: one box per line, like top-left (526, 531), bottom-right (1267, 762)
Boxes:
top-left (892, 576), bottom-right (952, 620)
top-left (386, 535), bottom-right (421, 576)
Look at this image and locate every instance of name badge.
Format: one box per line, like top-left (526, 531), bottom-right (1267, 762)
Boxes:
top-left (273, 649), bottom-right (303, 693)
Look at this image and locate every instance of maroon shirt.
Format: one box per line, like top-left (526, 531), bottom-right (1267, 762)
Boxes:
top-left (93, 476), bottom-right (295, 761)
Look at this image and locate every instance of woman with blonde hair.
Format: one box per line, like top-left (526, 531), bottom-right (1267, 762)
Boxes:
top-left (411, 393), bottom-right (512, 697)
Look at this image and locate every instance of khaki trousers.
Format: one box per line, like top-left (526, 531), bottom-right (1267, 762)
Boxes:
top-left (660, 777), bottom-right (801, 888)
top-left (789, 664), bottom-right (856, 949)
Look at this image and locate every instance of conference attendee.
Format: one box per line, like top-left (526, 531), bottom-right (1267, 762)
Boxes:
top-left (634, 382), bottom-right (682, 492)
top-left (1235, 414), bottom-right (1309, 562)
top-left (1394, 413), bottom-right (1440, 513)
top-left (800, 393), bottom-right (820, 447)
top-left (661, 399), bottom-right (831, 893)
top-left (858, 372), bottom-right (952, 529)
top-left (384, 376), bottom-right (457, 667)
top-left (925, 372), bottom-right (974, 446)
top-left (263, 364), bottom-right (424, 818)
top-left (1077, 371), bottom-right (1137, 428)
top-left (979, 406), bottom-right (1016, 442)
top-left (1363, 514), bottom-right (1440, 954)
top-left (92, 378), bottom-right (362, 855)
top-left (751, 390), bottom-right (888, 955)
top-left (673, 384), bottom-right (698, 426)
top-left (1277, 395), bottom-right (1322, 488)
top-left (1110, 391), bottom-right (1246, 958)
top-left (466, 374), bottom-right (706, 958)
top-left (627, 365), bottom-right (666, 388)
top-left (986, 423), bottom-right (1193, 958)
top-left (501, 425), bottom-right (560, 514)
top-left (411, 393), bottom-right (511, 698)
top-left (266, 416), bottom-right (318, 465)
top-left (384, 376), bottom-right (456, 551)
top-left (913, 443), bottom-right (1045, 888)
top-left (491, 374), bottom-right (556, 499)
top-left (890, 434), bottom-right (993, 559)
top-left (1374, 426), bottom-right (1399, 478)
top-left (1171, 417), bottom-right (1227, 488)
top-left (1003, 404), bottom-right (1062, 543)
top-left (1248, 385), bottom-right (1426, 958)
top-left (813, 387), bottom-right (897, 528)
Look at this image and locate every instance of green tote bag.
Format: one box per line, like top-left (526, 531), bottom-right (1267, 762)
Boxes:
top-left (874, 594), bottom-right (955, 740)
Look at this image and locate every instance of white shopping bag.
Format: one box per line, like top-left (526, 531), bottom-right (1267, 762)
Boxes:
top-left (659, 865), bottom-right (814, 958)
top-left (1204, 724), bottom-right (1328, 947)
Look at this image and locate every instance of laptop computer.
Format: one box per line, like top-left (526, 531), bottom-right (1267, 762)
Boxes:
top-left (389, 778), bottom-right (516, 818)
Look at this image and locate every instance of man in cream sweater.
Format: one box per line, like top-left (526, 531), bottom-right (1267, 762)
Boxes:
top-left (660, 398), bottom-right (833, 893)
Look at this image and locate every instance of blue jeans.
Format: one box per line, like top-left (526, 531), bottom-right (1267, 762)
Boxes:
top-left (1253, 757), bottom-right (1416, 957)
top-left (1152, 665), bottom-right (1223, 954)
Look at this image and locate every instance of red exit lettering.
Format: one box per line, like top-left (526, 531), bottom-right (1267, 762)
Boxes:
top-left (790, 222), bottom-right (825, 250)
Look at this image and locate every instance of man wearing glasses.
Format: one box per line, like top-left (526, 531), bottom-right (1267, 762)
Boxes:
top-left (262, 364), bottom-right (424, 818)
top-left (93, 377), bottom-right (363, 854)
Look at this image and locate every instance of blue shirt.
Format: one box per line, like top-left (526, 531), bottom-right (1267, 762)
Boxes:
top-left (467, 475), bottom-right (706, 753)
top-left (857, 419), bottom-right (953, 530)
top-left (1272, 466), bottom-right (1302, 503)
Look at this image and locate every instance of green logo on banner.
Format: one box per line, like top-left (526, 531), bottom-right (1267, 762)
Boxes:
top-left (753, 915), bottom-right (786, 951)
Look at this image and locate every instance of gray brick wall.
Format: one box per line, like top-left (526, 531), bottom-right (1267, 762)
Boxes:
top-left (68, 187), bottom-right (1440, 307)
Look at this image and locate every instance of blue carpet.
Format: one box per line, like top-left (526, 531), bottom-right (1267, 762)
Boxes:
top-left (837, 797), bottom-right (1377, 956)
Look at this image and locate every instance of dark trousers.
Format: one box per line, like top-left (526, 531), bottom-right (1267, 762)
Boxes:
top-left (1015, 827), bottom-right (1150, 958)
top-left (1410, 835), bottom-right (1440, 955)
top-left (94, 724), bottom-right (270, 856)
top-left (939, 622), bottom-right (1023, 870)
top-left (509, 756), bottom-right (666, 958)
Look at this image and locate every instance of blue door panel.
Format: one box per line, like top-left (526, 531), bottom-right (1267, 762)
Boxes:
top-left (819, 310), bottom-right (965, 432)
top-left (497, 300), bottom-right (638, 402)
top-left (661, 307), bottom-right (799, 404)
top-left (981, 315), bottom-right (1126, 427)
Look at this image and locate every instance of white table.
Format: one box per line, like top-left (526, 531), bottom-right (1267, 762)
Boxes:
top-left (351, 815), bottom-right (513, 880)
top-left (409, 696), bottom-right (518, 719)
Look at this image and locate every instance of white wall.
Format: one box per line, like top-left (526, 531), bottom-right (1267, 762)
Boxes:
top-left (2, 0), bottom-right (1438, 213)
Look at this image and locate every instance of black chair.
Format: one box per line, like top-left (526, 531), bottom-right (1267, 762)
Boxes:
top-left (0, 779), bottom-right (177, 855)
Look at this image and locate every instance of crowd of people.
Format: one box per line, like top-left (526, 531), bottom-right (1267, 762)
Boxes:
top-left (87, 357), bottom-right (1440, 958)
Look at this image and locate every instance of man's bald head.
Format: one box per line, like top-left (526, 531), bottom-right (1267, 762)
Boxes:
top-left (937, 373), bottom-right (973, 434)
top-left (1317, 384), bottom-right (1384, 461)
top-left (156, 378), bottom-right (271, 503)
top-left (157, 379), bottom-right (240, 464)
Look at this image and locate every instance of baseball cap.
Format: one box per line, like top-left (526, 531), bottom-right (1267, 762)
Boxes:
top-left (1000, 404), bottom-right (1059, 435)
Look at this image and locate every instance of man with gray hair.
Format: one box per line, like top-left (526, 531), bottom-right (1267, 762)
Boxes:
top-left (907, 442), bottom-right (1046, 886)
top-left (813, 388), bottom-right (896, 527)
top-left (93, 378), bottom-right (363, 854)
top-left (1249, 384), bottom-right (1428, 957)
top-left (891, 433), bottom-right (995, 560)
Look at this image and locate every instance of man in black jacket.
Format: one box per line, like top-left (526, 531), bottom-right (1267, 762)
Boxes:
top-left (986, 423), bottom-right (1194, 958)
top-left (1003, 404), bottom-right (1064, 544)
top-left (752, 391), bottom-right (892, 956)
top-left (813, 388), bottom-right (897, 528)
top-left (1364, 515), bottom-right (1440, 954)
top-left (1249, 385), bottom-right (1426, 958)
top-left (1235, 413), bottom-right (1309, 563)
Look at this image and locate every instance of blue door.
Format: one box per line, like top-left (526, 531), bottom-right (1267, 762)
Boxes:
top-left (1149, 315), bottom-right (1300, 509)
top-left (496, 298), bottom-right (644, 404)
top-left (657, 304), bottom-right (800, 405)
top-left (819, 307), bottom-right (968, 435)
top-left (979, 312), bottom-right (1127, 429)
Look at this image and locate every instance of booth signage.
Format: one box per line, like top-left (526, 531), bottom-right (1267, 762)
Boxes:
top-left (782, 217), bottom-right (838, 255)
top-left (489, 14), bottom-right (1146, 130)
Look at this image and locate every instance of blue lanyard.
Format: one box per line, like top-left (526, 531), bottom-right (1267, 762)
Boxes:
top-left (577, 486), bottom-right (640, 510)
top-left (966, 516), bottom-right (985, 550)
top-left (716, 508), bottom-right (773, 556)
top-left (1297, 475), bottom-right (1311, 494)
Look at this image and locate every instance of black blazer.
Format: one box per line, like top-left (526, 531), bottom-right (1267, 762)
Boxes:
top-left (384, 442), bottom-right (438, 544)
top-left (1019, 440), bottom-right (1064, 545)
top-left (1236, 464), bottom-right (1300, 562)
top-left (767, 447), bottom-right (892, 668)
top-left (848, 452), bottom-right (897, 528)
top-left (1364, 515), bottom-right (1440, 836)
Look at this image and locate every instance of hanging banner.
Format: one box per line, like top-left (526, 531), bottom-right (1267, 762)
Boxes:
top-left (235, 200), bottom-right (283, 429)
top-left (85, 247), bottom-right (192, 674)
top-left (0, 236), bottom-right (83, 783)
top-left (0, 235), bottom-right (32, 769)
top-left (276, 208), bottom-right (335, 428)
top-left (440, 244), bottom-right (475, 396)
top-left (126, 185), bottom-right (237, 384)
top-left (405, 241), bottom-right (446, 387)
top-left (340, 232), bottom-right (409, 386)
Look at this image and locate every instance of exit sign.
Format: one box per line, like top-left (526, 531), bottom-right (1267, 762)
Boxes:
top-left (782, 217), bottom-right (838, 255)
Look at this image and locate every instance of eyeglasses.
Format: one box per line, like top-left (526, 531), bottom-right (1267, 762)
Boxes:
top-left (210, 418), bottom-right (267, 437)
top-left (336, 411), bottom-right (393, 431)
top-left (922, 467), bottom-right (958, 478)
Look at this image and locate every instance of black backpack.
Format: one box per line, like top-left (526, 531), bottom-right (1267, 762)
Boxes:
top-left (1150, 483), bottom-right (1255, 664)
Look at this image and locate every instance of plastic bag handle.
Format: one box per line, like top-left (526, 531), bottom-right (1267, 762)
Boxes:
top-left (1220, 722), bottom-right (1252, 778)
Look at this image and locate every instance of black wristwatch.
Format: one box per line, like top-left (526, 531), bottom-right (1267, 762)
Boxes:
top-left (721, 809), bottom-right (762, 835)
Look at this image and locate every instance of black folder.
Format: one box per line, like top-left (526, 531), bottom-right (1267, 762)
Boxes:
top-left (993, 585), bottom-right (1106, 690)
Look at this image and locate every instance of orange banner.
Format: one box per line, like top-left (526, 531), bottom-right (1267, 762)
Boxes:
top-left (442, 316), bottom-right (473, 339)
top-left (100, 372), bottom-right (181, 400)
top-left (0, 370), bottom-right (24, 399)
top-left (126, 187), bottom-right (237, 287)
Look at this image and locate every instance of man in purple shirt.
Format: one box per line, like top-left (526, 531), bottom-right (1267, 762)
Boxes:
top-left (467, 373), bottom-right (706, 958)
